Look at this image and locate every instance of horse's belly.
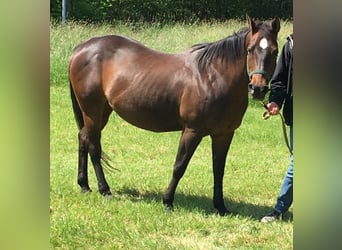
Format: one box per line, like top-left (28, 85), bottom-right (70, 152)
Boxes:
top-left (106, 78), bottom-right (185, 131)
top-left (113, 104), bottom-right (182, 132)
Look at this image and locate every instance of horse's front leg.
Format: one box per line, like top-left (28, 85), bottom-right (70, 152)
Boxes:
top-left (211, 132), bottom-right (234, 216)
top-left (163, 127), bottom-right (203, 211)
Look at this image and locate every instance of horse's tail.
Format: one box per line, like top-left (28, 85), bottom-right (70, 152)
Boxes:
top-left (69, 79), bottom-right (84, 130)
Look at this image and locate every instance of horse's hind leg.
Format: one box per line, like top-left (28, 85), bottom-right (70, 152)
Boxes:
top-left (82, 104), bottom-right (112, 197)
top-left (163, 127), bottom-right (203, 211)
top-left (78, 127), bottom-right (91, 193)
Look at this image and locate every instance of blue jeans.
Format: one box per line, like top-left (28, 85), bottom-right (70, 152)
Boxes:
top-left (274, 126), bottom-right (293, 214)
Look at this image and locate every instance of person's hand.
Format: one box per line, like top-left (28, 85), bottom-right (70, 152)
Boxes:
top-left (266, 102), bottom-right (280, 115)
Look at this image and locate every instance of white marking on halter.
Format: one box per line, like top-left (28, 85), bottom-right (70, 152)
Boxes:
top-left (259, 38), bottom-right (268, 49)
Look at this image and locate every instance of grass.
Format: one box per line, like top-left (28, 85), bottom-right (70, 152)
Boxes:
top-left (50, 20), bottom-right (293, 249)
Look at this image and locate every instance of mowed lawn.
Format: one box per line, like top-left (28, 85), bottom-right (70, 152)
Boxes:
top-left (50, 20), bottom-right (293, 249)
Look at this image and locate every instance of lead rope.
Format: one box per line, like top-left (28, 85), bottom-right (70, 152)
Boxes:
top-left (261, 101), bottom-right (293, 155)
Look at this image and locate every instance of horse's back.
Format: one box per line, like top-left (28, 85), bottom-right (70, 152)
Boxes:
top-left (69, 35), bottom-right (148, 74)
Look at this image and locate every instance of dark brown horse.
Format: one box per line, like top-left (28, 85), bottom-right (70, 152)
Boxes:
top-left (69, 16), bottom-right (280, 215)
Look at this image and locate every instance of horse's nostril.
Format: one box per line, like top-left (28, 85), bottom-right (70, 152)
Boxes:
top-left (250, 85), bottom-right (268, 94)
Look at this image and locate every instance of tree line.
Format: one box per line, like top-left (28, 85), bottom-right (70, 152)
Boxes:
top-left (50, 0), bottom-right (292, 23)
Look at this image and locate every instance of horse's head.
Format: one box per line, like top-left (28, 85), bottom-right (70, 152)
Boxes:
top-left (246, 16), bottom-right (280, 100)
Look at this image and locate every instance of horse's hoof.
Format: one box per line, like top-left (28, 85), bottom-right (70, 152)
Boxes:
top-left (216, 207), bottom-right (231, 216)
top-left (104, 193), bottom-right (113, 200)
top-left (81, 187), bottom-right (92, 193)
top-left (101, 189), bottom-right (112, 199)
top-left (164, 204), bottom-right (174, 213)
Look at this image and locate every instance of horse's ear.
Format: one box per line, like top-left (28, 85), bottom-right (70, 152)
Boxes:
top-left (271, 17), bottom-right (281, 33)
top-left (247, 15), bottom-right (257, 34)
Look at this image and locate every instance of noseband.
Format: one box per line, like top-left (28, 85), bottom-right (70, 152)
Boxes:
top-left (248, 68), bottom-right (268, 80)
top-left (246, 54), bottom-right (268, 81)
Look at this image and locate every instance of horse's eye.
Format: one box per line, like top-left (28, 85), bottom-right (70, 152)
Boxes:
top-left (268, 46), bottom-right (278, 56)
top-left (247, 47), bottom-right (253, 54)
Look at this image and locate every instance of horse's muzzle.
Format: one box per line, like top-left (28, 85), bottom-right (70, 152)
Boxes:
top-left (248, 83), bottom-right (269, 100)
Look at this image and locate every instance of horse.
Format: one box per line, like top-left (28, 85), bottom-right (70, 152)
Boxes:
top-left (68, 16), bottom-right (280, 216)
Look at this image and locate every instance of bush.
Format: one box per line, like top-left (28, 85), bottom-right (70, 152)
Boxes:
top-left (50, 0), bottom-right (292, 23)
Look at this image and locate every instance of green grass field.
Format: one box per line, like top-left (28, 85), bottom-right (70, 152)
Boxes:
top-left (50, 20), bottom-right (293, 249)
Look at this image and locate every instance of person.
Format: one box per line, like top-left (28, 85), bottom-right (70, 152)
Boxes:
top-left (261, 34), bottom-right (293, 223)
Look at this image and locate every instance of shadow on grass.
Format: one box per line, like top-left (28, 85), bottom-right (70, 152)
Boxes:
top-left (114, 186), bottom-right (293, 222)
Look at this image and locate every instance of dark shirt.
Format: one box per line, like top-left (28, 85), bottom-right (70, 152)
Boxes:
top-left (269, 34), bottom-right (293, 126)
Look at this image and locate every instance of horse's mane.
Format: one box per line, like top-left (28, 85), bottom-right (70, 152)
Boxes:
top-left (191, 28), bottom-right (249, 70)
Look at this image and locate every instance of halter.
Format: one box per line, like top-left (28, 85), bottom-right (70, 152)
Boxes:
top-left (246, 54), bottom-right (268, 80)
top-left (248, 68), bottom-right (268, 80)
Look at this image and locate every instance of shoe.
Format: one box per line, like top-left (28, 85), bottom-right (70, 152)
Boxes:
top-left (261, 210), bottom-right (281, 223)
